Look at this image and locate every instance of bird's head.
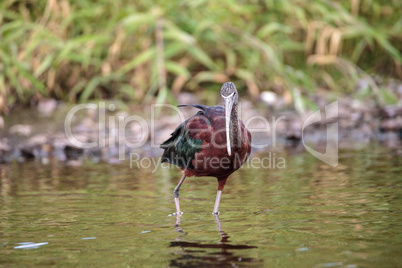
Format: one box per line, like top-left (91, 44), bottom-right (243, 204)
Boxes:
top-left (220, 82), bottom-right (238, 156)
top-left (220, 82), bottom-right (238, 100)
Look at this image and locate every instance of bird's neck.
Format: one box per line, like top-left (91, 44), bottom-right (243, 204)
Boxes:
top-left (229, 102), bottom-right (241, 149)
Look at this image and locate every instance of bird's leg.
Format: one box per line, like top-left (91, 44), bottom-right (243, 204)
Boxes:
top-left (213, 190), bottom-right (222, 214)
top-left (173, 174), bottom-right (186, 215)
top-left (214, 213), bottom-right (222, 232)
top-left (175, 213), bottom-right (183, 232)
top-left (213, 177), bottom-right (228, 214)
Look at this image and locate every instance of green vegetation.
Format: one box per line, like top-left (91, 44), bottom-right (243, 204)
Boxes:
top-left (0, 0), bottom-right (401, 112)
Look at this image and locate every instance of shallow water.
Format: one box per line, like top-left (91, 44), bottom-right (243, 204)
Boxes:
top-left (0, 145), bottom-right (401, 267)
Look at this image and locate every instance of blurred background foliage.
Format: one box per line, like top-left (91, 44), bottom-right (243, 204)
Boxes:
top-left (0, 0), bottom-right (401, 113)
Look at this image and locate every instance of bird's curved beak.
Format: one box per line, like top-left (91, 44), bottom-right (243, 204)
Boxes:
top-left (223, 93), bottom-right (234, 156)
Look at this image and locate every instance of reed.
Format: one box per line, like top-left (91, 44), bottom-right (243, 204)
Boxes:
top-left (0, 0), bottom-right (400, 112)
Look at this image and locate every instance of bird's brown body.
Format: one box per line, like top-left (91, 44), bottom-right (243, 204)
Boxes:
top-left (182, 106), bottom-right (251, 186)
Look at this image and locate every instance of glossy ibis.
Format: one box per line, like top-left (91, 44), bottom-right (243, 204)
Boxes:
top-left (161, 82), bottom-right (251, 214)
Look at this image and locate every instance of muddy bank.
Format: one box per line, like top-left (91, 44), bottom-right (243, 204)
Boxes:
top-left (0, 88), bottom-right (401, 165)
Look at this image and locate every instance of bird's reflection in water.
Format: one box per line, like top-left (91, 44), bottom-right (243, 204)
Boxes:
top-left (170, 214), bottom-right (261, 267)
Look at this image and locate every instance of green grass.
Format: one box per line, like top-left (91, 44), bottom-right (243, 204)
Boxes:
top-left (0, 0), bottom-right (401, 113)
